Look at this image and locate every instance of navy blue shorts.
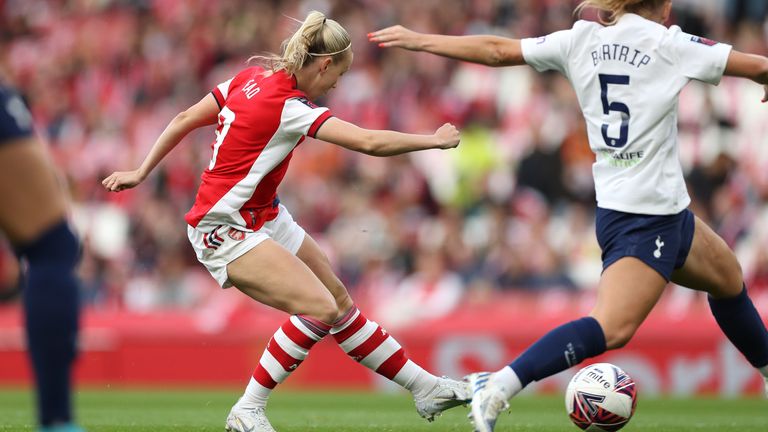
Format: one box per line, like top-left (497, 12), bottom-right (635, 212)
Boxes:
top-left (595, 207), bottom-right (695, 281)
top-left (0, 85), bottom-right (34, 144)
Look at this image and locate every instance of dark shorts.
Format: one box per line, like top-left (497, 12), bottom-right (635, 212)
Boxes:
top-left (595, 207), bottom-right (695, 281)
top-left (0, 85), bottom-right (34, 144)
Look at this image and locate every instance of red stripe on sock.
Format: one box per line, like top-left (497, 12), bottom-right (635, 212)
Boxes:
top-left (347, 326), bottom-right (389, 360)
top-left (376, 348), bottom-right (408, 379)
top-left (282, 320), bottom-right (316, 350)
top-left (267, 338), bottom-right (302, 372)
top-left (252, 364), bottom-right (277, 389)
top-left (333, 313), bottom-right (367, 343)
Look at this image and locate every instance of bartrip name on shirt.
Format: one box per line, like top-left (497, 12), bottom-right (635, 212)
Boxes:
top-left (591, 44), bottom-right (651, 68)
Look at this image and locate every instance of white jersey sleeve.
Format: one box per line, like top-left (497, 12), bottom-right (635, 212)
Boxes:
top-left (521, 29), bottom-right (574, 75)
top-left (669, 27), bottom-right (732, 85)
top-left (211, 78), bottom-right (234, 108)
top-left (281, 98), bottom-right (333, 138)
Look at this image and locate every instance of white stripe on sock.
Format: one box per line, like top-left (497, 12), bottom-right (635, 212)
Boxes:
top-left (239, 377), bottom-right (271, 409)
top-left (289, 315), bottom-right (323, 341)
top-left (338, 320), bottom-right (378, 353)
top-left (331, 309), bottom-right (361, 334)
top-left (394, 360), bottom-right (432, 393)
top-left (274, 328), bottom-right (309, 359)
top-left (359, 336), bottom-right (401, 370)
top-left (260, 350), bottom-right (289, 383)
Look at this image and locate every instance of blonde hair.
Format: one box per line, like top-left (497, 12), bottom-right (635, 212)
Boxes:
top-left (575, 0), bottom-right (669, 24)
top-left (251, 11), bottom-right (351, 75)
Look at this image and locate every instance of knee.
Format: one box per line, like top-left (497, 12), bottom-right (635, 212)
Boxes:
top-left (335, 294), bottom-right (354, 317)
top-left (599, 321), bottom-right (639, 350)
top-left (306, 296), bottom-right (339, 325)
top-left (711, 252), bottom-right (744, 299)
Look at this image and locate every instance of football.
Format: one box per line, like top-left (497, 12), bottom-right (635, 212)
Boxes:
top-left (565, 363), bottom-right (638, 431)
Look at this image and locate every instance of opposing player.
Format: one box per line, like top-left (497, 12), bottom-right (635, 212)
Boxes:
top-left (0, 84), bottom-right (83, 432)
top-left (103, 11), bottom-right (468, 432)
top-left (370, 0), bottom-right (768, 430)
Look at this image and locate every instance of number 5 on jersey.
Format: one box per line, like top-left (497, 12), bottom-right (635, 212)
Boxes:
top-left (210, 106), bottom-right (235, 170)
top-left (599, 74), bottom-right (630, 148)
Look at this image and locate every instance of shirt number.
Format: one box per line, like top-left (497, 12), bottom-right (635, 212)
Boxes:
top-left (209, 106), bottom-right (235, 170)
top-left (599, 74), bottom-right (630, 148)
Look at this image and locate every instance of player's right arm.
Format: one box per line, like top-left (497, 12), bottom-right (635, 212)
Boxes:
top-left (368, 25), bottom-right (524, 67)
top-left (723, 50), bottom-right (768, 102)
top-left (102, 93), bottom-right (219, 192)
top-left (315, 117), bottom-right (460, 156)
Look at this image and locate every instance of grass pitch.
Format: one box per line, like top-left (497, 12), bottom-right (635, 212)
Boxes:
top-left (0, 388), bottom-right (766, 431)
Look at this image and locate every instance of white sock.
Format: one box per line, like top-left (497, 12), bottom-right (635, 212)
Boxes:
top-left (237, 377), bottom-right (271, 409)
top-left (493, 366), bottom-right (523, 400)
top-left (397, 361), bottom-right (439, 398)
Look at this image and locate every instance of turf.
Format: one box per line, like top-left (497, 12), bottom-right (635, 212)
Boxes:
top-left (1, 388), bottom-right (766, 431)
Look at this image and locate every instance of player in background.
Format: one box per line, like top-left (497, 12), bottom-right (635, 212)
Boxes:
top-left (0, 84), bottom-right (83, 432)
top-left (370, 0), bottom-right (768, 430)
top-left (103, 11), bottom-right (469, 432)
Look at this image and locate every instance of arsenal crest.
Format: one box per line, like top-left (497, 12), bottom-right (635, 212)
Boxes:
top-left (228, 228), bottom-right (246, 241)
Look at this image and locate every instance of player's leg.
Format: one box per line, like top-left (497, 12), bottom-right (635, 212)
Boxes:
top-left (467, 257), bottom-right (665, 432)
top-left (0, 139), bottom-right (82, 431)
top-left (296, 233), bottom-right (470, 421)
top-left (670, 216), bottom-right (768, 393)
top-left (224, 239), bottom-right (338, 432)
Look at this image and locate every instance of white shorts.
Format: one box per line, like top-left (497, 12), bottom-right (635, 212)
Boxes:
top-left (187, 204), bottom-right (306, 288)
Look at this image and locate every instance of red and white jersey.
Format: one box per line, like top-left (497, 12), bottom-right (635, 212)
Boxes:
top-left (185, 67), bottom-right (332, 231)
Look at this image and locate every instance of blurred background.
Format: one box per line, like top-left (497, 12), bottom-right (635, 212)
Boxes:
top-left (1, 0), bottom-right (768, 397)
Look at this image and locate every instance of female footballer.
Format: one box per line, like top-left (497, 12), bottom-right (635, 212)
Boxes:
top-left (103, 11), bottom-right (469, 432)
top-left (0, 83), bottom-right (83, 432)
top-left (370, 0), bottom-right (768, 430)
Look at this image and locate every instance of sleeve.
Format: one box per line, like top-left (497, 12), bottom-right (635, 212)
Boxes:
top-left (670, 27), bottom-right (732, 85)
top-left (0, 87), bottom-right (34, 142)
top-left (211, 78), bottom-right (234, 109)
top-left (281, 98), bottom-right (333, 138)
top-left (521, 28), bottom-right (574, 75)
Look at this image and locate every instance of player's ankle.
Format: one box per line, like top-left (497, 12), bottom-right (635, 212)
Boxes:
top-left (408, 370), bottom-right (439, 398)
top-left (234, 395), bottom-right (267, 410)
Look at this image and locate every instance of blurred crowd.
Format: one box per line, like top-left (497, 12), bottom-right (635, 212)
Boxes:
top-left (1, 0), bottom-right (768, 324)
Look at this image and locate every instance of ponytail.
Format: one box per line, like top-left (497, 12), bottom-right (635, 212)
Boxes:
top-left (251, 11), bottom-right (351, 75)
top-left (575, 0), bottom-right (668, 24)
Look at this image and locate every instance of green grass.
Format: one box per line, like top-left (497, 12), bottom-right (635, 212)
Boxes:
top-left (1, 388), bottom-right (766, 431)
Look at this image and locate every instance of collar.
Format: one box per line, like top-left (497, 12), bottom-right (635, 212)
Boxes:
top-left (617, 13), bottom-right (665, 29)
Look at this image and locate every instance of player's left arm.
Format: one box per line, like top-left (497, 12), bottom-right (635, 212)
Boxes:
top-left (369, 25), bottom-right (524, 67)
top-left (723, 50), bottom-right (768, 102)
top-left (103, 93), bottom-right (219, 192)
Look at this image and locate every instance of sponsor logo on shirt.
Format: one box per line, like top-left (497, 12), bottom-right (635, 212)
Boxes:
top-left (296, 97), bottom-right (319, 108)
top-left (690, 36), bottom-right (718, 46)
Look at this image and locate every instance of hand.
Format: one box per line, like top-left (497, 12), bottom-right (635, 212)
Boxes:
top-left (368, 25), bottom-right (424, 50)
top-left (434, 123), bottom-right (460, 149)
top-left (102, 170), bottom-right (144, 192)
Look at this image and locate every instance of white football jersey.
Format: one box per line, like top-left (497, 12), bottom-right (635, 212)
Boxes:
top-left (521, 13), bottom-right (732, 215)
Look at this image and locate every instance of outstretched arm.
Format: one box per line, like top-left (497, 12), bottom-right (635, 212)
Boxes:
top-left (368, 25), bottom-right (524, 67)
top-left (314, 117), bottom-right (460, 157)
top-left (102, 93), bottom-right (219, 192)
top-left (724, 50), bottom-right (768, 102)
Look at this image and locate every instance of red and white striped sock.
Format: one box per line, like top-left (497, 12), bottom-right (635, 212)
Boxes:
top-left (331, 306), bottom-right (438, 397)
top-left (238, 315), bottom-right (330, 409)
